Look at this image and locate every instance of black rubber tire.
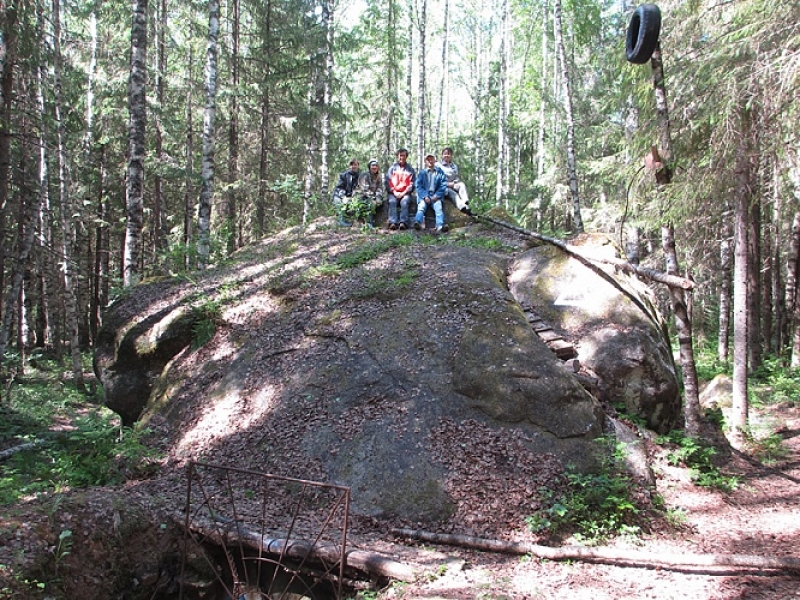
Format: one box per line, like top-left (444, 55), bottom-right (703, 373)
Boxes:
top-left (626, 4), bottom-right (662, 64)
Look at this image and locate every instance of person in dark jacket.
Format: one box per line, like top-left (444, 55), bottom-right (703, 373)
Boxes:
top-left (333, 159), bottom-right (361, 226)
top-left (413, 153), bottom-right (449, 233)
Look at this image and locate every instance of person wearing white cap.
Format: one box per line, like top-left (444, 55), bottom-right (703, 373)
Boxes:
top-left (413, 153), bottom-right (449, 233)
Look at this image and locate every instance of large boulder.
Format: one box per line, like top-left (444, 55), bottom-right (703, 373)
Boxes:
top-left (94, 224), bottom-right (668, 527)
top-left (508, 233), bottom-right (681, 433)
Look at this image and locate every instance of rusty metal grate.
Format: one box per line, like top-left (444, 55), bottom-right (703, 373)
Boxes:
top-left (179, 461), bottom-right (350, 599)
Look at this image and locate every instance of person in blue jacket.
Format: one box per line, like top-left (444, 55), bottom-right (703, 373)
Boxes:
top-left (413, 153), bottom-right (449, 233)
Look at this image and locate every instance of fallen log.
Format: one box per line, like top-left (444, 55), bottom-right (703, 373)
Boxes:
top-left (392, 528), bottom-right (800, 575)
top-left (479, 215), bottom-right (695, 291)
top-left (175, 513), bottom-right (419, 582)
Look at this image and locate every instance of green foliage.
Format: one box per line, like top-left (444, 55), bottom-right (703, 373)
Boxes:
top-left (747, 432), bottom-right (788, 466)
top-left (526, 440), bottom-right (640, 544)
top-left (0, 362), bottom-right (159, 506)
top-left (693, 342), bottom-right (731, 382)
top-left (191, 299), bottom-right (223, 349)
top-left (656, 431), bottom-right (739, 492)
top-left (750, 357), bottom-right (800, 406)
top-left (309, 234), bottom-right (415, 278)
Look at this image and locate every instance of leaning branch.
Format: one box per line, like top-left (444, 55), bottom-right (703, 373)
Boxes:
top-left (392, 528), bottom-right (800, 575)
top-left (479, 215), bottom-right (694, 291)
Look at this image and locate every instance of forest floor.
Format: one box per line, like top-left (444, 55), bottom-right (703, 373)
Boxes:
top-left (377, 400), bottom-right (800, 600)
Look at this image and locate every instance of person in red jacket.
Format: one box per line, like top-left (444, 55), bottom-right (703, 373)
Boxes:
top-left (384, 148), bottom-right (416, 230)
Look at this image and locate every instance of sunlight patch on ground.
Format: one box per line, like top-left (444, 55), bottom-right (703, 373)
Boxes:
top-left (176, 385), bottom-right (277, 455)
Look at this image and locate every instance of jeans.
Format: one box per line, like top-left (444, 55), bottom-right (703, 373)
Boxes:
top-left (388, 194), bottom-right (411, 225)
top-left (415, 198), bottom-right (444, 228)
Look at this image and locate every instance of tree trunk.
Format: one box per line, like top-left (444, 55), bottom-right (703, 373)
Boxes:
top-left (434, 0), bottom-right (449, 149)
top-left (226, 0), bottom-right (240, 254)
top-left (747, 194), bottom-right (762, 371)
top-left (183, 46), bottom-right (194, 270)
top-left (771, 161), bottom-right (784, 354)
top-left (553, 0), bottom-right (583, 232)
top-left (495, 0), bottom-right (508, 206)
top-left (416, 0), bottom-right (427, 167)
top-left (0, 0), bottom-right (18, 326)
top-left (154, 0), bottom-right (168, 256)
top-left (384, 0), bottom-right (397, 157)
top-left (53, 0), bottom-right (85, 390)
top-left (788, 211), bottom-right (800, 367)
top-left (718, 218), bottom-right (732, 365)
top-left (124, 0), bottom-right (147, 286)
top-left (731, 112), bottom-right (752, 446)
top-left (662, 224), bottom-right (701, 435)
top-left (405, 18), bottom-right (413, 150)
top-left (534, 0), bottom-right (549, 231)
top-left (197, 0), bottom-right (220, 269)
top-left (319, 0), bottom-right (333, 205)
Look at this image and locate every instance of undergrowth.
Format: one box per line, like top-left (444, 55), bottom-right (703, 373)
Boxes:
top-left (526, 439), bottom-right (641, 544)
top-left (0, 356), bottom-right (159, 506)
top-left (655, 431), bottom-right (740, 492)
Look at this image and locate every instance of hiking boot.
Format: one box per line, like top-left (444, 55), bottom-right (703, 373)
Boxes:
top-left (413, 221), bottom-right (422, 231)
top-left (461, 206), bottom-right (474, 217)
top-left (436, 224), bottom-right (449, 234)
top-left (337, 217), bottom-right (352, 227)
top-left (398, 222), bottom-right (408, 230)
top-left (388, 222), bottom-right (398, 230)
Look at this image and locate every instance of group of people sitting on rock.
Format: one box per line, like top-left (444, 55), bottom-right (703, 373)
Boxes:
top-left (332, 147), bottom-right (473, 232)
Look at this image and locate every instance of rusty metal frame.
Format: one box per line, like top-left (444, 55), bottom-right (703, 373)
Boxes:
top-left (179, 461), bottom-right (350, 599)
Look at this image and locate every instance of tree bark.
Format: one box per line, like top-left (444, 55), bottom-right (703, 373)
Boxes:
top-left (226, 0), bottom-right (240, 254)
top-left (154, 0), bottom-right (168, 256)
top-left (732, 113), bottom-right (752, 446)
top-left (662, 224), bottom-right (701, 435)
top-left (197, 0), bottom-right (220, 269)
top-left (416, 0), bottom-right (427, 166)
top-left (53, 0), bottom-right (85, 390)
top-left (0, 0), bottom-right (18, 326)
top-left (183, 46), bottom-right (194, 270)
top-left (747, 192), bottom-right (762, 371)
top-left (718, 218), bottom-right (732, 365)
top-left (319, 0), bottom-right (333, 205)
top-left (124, 0), bottom-right (148, 286)
top-left (434, 0), bottom-right (449, 149)
top-left (496, 0), bottom-right (508, 206)
top-left (788, 211), bottom-right (800, 367)
top-left (553, 0), bottom-right (583, 232)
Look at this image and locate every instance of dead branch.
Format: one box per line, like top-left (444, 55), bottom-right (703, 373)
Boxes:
top-left (479, 215), bottom-right (695, 291)
top-left (175, 514), bottom-right (419, 581)
top-left (392, 528), bottom-right (800, 575)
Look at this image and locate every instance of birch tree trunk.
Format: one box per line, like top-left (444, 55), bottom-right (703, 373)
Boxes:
top-left (731, 112), bottom-right (753, 445)
top-left (553, 0), bottom-right (583, 232)
top-left (183, 46), bottom-right (194, 270)
top-left (154, 0), bottom-right (167, 255)
top-left (197, 0), bottom-right (220, 269)
top-left (124, 0), bottom-right (147, 286)
top-left (416, 0), bottom-right (427, 166)
top-left (226, 0), bottom-right (240, 254)
top-left (662, 224), bottom-right (701, 435)
top-left (771, 162), bottom-right (784, 354)
top-left (319, 0), bottom-right (333, 204)
top-left (534, 0), bottom-right (549, 231)
top-left (53, 0), bottom-right (85, 390)
top-left (434, 0), bottom-right (449, 149)
top-left (405, 18), bottom-right (413, 149)
top-left (495, 0), bottom-right (508, 206)
top-left (384, 0), bottom-right (397, 156)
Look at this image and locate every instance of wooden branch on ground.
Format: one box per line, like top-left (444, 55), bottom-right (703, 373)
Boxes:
top-left (479, 215), bottom-right (695, 291)
top-left (392, 528), bottom-right (800, 575)
top-left (0, 440), bottom-right (48, 461)
top-left (175, 514), bottom-right (419, 581)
